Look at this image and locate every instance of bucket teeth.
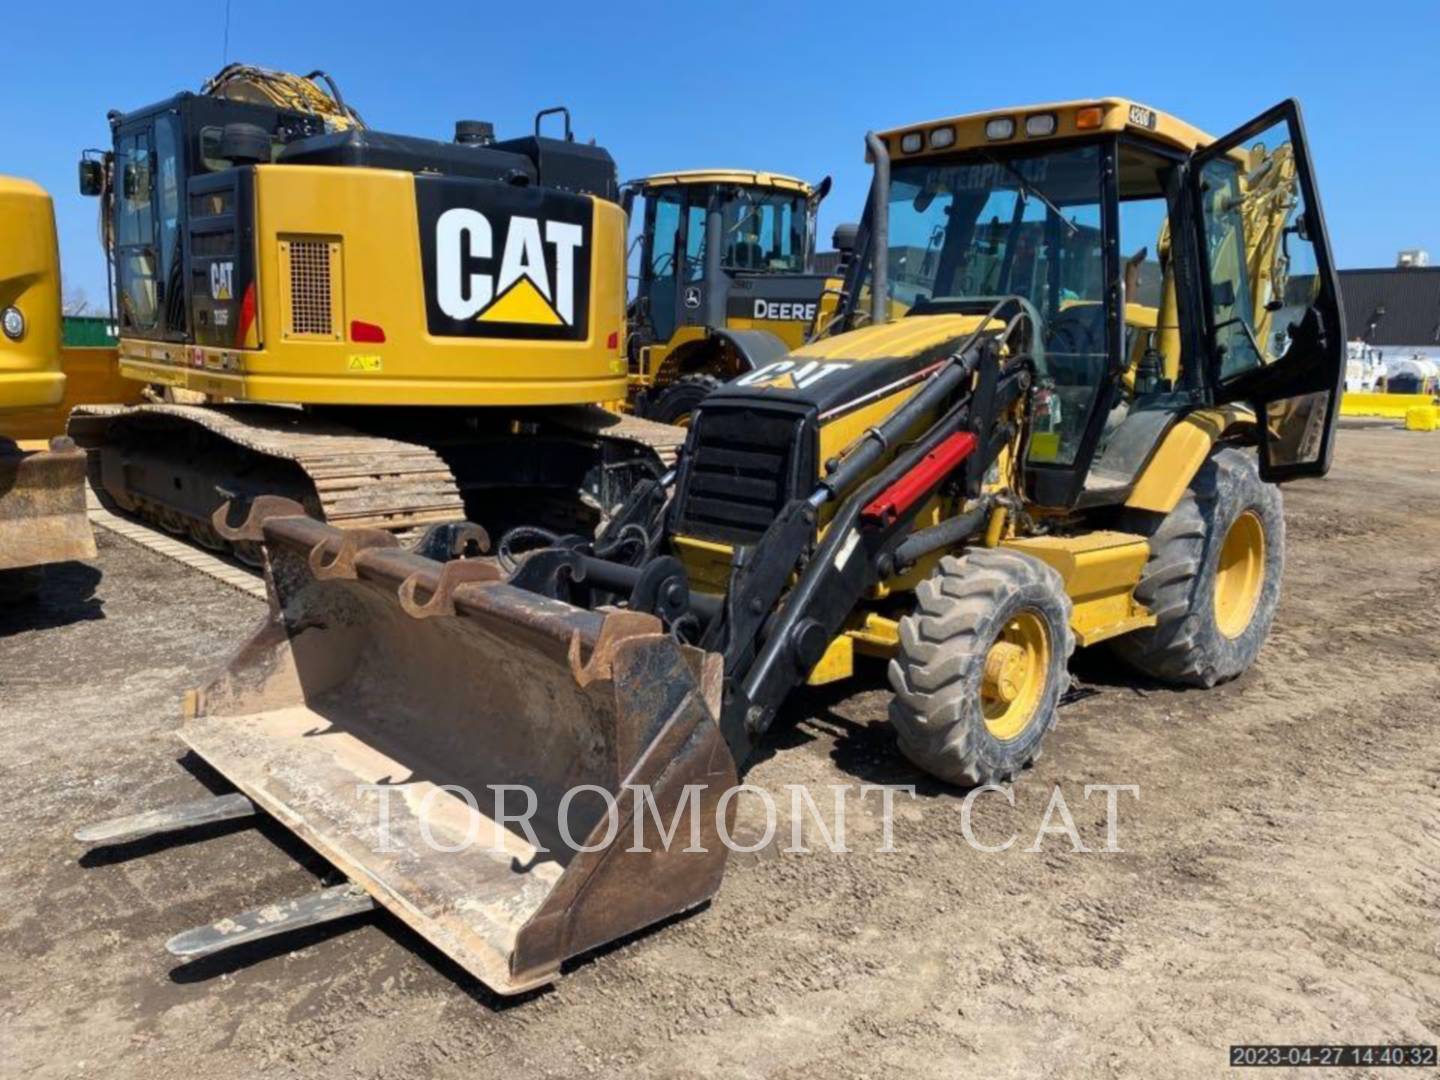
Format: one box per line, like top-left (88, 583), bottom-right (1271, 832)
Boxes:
top-left (73, 792), bottom-right (257, 846)
top-left (165, 883), bottom-right (376, 960)
top-left (397, 557), bottom-right (503, 618)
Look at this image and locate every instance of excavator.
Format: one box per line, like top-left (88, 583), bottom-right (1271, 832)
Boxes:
top-left (624, 169), bottom-right (839, 423)
top-left (68, 64), bottom-right (683, 566)
top-left (78, 97), bottom-right (1344, 996)
top-left (0, 178), bottom-right (96, 600)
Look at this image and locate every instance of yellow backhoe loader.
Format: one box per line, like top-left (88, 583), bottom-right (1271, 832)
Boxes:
top-left (624, 170), bottom-right (841, 423)
top-left (67, 65), bottom-right (682, 566)
top-left (78, 97), bottom-right (1344, 997)
top-left (0, 178), bottom-right (96, 600)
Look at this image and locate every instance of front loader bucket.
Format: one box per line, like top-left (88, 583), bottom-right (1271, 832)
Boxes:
top-left (183, 506), bottom-right (737, 995)
top-left (0, 436), bottom-right (96, 572)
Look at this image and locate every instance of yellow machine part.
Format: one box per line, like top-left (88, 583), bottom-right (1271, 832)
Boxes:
top-left (875, 98), bottom-right (1216, 162)
top-left (117, 165), bottom-right (629, 406)
top-left (1001, 531), bottom-right (1154, 647)
top-left (1, 346), bottom-right (140, 442)
top-left (0, 176), bottom-right (98, 574)
top-left (1125, 405), bottom-right (1254, 514)
top-left (0, 178), bottom-right (64, 412)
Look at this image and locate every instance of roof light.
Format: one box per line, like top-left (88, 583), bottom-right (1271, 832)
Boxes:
top-left (1025, 113), bottom-right (1057, 138)
top-left (984, 117), bottom-right (1015, 141)
top-left (928, 126), bottom-right (956, 150)
top-left (899, 131), bottom-right (924, 154)
top-left (1075, 106), bottom-right (1104, 130)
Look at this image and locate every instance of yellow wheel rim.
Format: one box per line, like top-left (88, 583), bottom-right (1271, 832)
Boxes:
top-left (1214, 509), bottom-right (1266, 639)
top-left (981, 609), bottom-right (1051, 741)
top-left (673, 411), bottom-right (693, 429)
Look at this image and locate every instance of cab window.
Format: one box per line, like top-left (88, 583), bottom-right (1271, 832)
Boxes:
top-left (115, 127), bottom-right (158, 333)
top-left (1197, 131), bottom-right (1322, 383)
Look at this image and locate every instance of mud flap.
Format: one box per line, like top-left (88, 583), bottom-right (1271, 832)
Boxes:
top-left (0, 437), bottom-right (96, 572)
top-left (182, 505), bottom-right (737, 995)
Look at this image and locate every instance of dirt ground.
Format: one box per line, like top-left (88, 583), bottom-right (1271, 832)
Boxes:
top-left (1, 422), bottom-right (1436, 1079)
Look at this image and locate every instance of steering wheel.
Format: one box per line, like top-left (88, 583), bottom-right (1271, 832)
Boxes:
top-left (650, 252), bottom-right (675, 278)
top-left (1044, 306), bottom-right (1105, 356)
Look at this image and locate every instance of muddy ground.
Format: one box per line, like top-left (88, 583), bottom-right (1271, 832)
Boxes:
top-left (1, 421), bottom-right (1436, 1079)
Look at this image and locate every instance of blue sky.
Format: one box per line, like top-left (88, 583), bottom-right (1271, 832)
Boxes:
top-left (3, 0), bottom-right (1436, 307)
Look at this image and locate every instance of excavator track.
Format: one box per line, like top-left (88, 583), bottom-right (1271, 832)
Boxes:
top-left (67, 402), bottom-right (685, 566)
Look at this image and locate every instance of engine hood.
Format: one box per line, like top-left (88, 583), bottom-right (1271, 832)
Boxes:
top-left (703, 313), bottom-right (997, 415)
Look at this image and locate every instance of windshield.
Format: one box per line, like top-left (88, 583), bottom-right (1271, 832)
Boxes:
top-left (868, 144), bottom-right (1105, 315)
top-left (855, 143), bottom-right (1111, 468)
top-left (722, 188), bottom-right (808, 272)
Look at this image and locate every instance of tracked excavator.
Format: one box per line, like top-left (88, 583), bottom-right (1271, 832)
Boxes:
top-left (0, 178), bottom-right (96, 600)
top-left (68, 65), bottom-right (682, 565)
top-left (79, 98), bottom-right (1345, 996)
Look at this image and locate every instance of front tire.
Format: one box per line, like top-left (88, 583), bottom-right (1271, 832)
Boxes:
top-left (1111, 446), bottom-right (1284, 687)
top-left (889, 548), bottom-right (1075, 786)
top-left (643, 374), bottom-right (722, 426)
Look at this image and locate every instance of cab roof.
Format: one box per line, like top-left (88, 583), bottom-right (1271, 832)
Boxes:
top-left (875, 98), bottom-right (1216, 160)
top-left (632, 169), bottom-right (813, 195)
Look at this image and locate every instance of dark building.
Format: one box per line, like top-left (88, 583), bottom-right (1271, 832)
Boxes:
top-left (1339, 265), bottom-right (1440, 358)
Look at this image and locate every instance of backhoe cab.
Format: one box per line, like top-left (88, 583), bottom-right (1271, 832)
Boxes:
top-left (624, 170), bottom-right (837, 423)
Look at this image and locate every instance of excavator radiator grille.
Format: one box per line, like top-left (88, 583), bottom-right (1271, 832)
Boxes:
top-left (280, 237), bottom-right (343, 341)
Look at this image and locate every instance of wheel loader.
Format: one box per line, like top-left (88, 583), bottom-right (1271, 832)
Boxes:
top-left (0, 178), bottom-right (96, 601)
top-left (623, 170), bottom-right (842, 423)
top-left (78, 97), bottom-right (1345, 996)
top-left (67, 65), bottom-right (683, 566)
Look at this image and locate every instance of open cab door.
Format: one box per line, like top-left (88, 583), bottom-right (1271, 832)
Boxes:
top-left (1188, 99), bottom-right (1346, 481)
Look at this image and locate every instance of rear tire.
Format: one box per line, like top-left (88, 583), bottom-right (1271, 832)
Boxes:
top-left (1111, 446), bottom-right (1283, 687)
top-left (889, 548), bottom-right (1075, 786)
top-left (644, 374), bottom-right (722, 426)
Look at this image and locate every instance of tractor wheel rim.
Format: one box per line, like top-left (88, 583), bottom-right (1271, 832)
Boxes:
top-left (1214, 509), bottom-right (1266, 639)
top-left (981, 609), bottom-right (1050, 741)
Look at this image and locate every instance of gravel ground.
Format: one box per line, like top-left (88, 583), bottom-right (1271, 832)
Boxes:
top-left (1, 421), bottom-right (1436, 1079)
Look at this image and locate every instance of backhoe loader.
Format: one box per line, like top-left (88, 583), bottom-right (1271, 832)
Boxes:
top-left (68, 65), bottom-right (682, 566)
top-left (0, 178), bottom-right (96, 600)
top-left (624, 170), bottom-right (839, 423)
top-left (78, 97), bottom-right (1344, 996)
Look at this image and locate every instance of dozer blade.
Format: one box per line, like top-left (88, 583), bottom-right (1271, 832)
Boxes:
top-left (179, 504), bottom-right (737, 995)
top-left (0, 436), bottom-right (96, 572)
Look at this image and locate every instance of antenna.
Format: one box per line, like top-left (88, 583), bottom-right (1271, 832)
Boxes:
top-left (221, 0), bottom-right (232, 66)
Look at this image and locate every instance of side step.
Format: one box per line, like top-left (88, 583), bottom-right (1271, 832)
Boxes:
top-left (166, 884), bottom-right (376, 960)
top-left (73, 792), bottom-right (257, 845)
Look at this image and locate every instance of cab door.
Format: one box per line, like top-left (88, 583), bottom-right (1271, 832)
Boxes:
top-left (1188, 99), bottom-right (1345, 480)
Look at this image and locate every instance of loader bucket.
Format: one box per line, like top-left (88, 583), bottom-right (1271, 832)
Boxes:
top-left (0, 436), bottom-right (96, 572)
top-left (183, 506), bottom-right (737, 995)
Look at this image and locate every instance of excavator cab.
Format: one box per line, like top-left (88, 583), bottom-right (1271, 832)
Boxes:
top-left (624, 171), bottom-right (836, 422)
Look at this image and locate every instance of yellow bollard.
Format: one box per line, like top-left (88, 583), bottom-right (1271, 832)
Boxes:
top-left (1404, 405), bottom-right (1438, 432)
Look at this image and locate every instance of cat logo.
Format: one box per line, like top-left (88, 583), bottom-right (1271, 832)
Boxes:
top-left (735, 359), bottom-right (852, 391)
top-left (418, 178), bottom-right (592, 341)
top-left (209, 261), bottom-right (234, 301)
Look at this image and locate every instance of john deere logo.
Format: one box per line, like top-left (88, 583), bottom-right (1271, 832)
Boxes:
top-left (418, 178), bottom-right (592, 341)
